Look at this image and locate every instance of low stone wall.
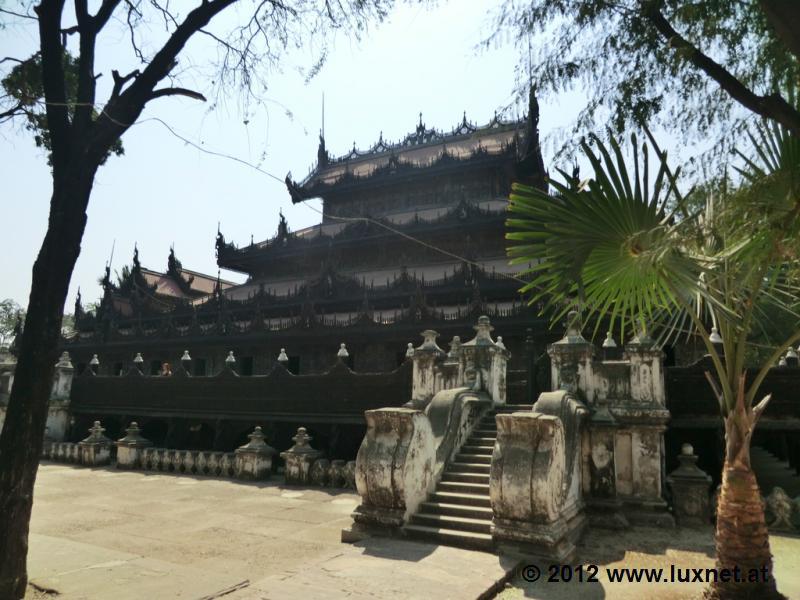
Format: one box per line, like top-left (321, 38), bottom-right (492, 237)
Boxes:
top-left (139, 448), bottom-right (236, 477)
top-left (304, 457), bottom-right (357, 489)
top-left (42, 441), bottom-right (82, 464)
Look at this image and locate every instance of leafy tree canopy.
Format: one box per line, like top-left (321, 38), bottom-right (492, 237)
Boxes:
top-left (1, 51), bottom-right (124, 165)
top-left (0, 299), bottom-right (24, 348)
top-left (488, 1), bottom-right (800, 168)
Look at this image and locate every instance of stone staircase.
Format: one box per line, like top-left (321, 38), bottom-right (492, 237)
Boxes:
top-left (403, 404), bottom-right (532, 552)
top-left (752, 445), bottom-right (800, 498)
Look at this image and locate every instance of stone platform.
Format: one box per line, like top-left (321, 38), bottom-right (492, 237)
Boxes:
top-left (27, 464), bottom-right (515, 599)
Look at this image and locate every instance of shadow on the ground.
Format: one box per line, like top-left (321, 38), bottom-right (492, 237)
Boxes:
top-left (506, 526), bottom-right (716, 599)
top-left (354, 535), bottom-right (439, 562)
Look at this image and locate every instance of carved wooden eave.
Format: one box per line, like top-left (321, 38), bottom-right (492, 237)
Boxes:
top-left (216, 198), bottom-right (504, 273)
top-left (285, 113), bottom-right (527, 203)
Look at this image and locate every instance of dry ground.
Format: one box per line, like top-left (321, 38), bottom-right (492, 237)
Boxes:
top-left (23, 463), bottom-right (800, 600)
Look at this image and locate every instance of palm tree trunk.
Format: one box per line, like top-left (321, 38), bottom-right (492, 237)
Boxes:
top-left (707, 383), bottom-right (784, 599)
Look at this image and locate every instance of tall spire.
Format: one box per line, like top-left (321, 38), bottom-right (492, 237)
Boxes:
top-left (515, 85), bottom-right (547, 191)
top-left (317, 93), bottom-right (329, 169)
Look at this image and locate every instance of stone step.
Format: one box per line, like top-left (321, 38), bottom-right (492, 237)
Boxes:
top-left (437, 481), bottom-right (491, 495)
top-left (447, 462), bottom-right (491, 474)
top-left (455, 453), bottom-right (491, 465)
top-left (466, 437), bottom-right (497, 445)
top-left (403, 524), bottom-right (494, 552)
top-left (460, 445), bottom-right (494, 455)
top-left (441, 472), bottom-right (490, 484)
top-left (418, 501), bottom-right (494, 521)
top-left (472, 429), bottom-right (497, 437)
top-left (409, 512), bottom-right (492, 535)
top-left (430, 491), bottom-right (492, 508)
top-left (752, 446), bottom-right (800, 497)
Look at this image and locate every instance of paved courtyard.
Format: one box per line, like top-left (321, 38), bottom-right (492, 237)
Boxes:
top-left (25, 463), bottom-right (800, 600)
top-left (26, 464), bottom-right (514, 599)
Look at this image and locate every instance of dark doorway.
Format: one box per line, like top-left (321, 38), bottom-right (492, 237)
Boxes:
top-left (240, 356), bottom-right (254, 376)
top-left (287, 356), bottom-right (300, 375)
top-left (194, 358), bottom-right (207, 376)
top-left (141, 420), bottom-right (169, 446)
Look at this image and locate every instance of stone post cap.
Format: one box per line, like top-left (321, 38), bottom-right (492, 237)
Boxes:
top-left (444, 336), bottom-right (462, 364)
top-left (116, 422), bottom-right (153, 447)
top-left (667, 443), bottom-right (711, 483)
top-left (405, 343), bottom-right (415, 358)
top-left (55, 351), bottom-right (73, 369)
top-left (337, 343), bottom-right (349, 358)
top-left (280, 426), bottom-right (321, 457)
top-left (551, 310), bottom-right (589, 346)
top-left (89, 354), bottom-right (100, 366)
top-left (236, 426), bottom-right (276, 456)
top-left (625, 330), bottom-right (658, 351)
top-left (415, 330), bottom-right (444, 354)
top-left (786, 346), bottom-right (799, 366)
top-left (602, 332), bottom-right (617, 348)
top-left (181, 350), bottom-right (192, 362)
top-left (80, 421), bottom-right (112, 445)
top-left (278, 348), bottom-right (289, 363)
top-left (461, 316), bottom-right (497, 348)
top-left (133, 352), bottom-right (144, 365)
top-left (225, 351), bottom-right (236, 365)
top-left (472, 316), bottom-right (494, 343)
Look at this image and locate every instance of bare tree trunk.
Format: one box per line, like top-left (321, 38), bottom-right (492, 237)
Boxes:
top-left (0, 173), bottom-right (93, 599)
top-left (707, 385), bottom-right (784, 600)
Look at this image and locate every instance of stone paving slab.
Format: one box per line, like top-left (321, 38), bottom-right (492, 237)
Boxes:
top-left (496, 525), bottom-right (800, 600)
top-left (27, 464), bottom-right (512, 600)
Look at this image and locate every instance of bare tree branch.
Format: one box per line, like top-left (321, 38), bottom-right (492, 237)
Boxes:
top-left (0, 7), bottom-right (38, 21)
top-left (643, 5), bottom-right (800, 135)
top-left (149, 87), bottom-right (206, 101)
top-left (110, 69), bottom-right (140, 99)
top-left (92, 0), bottom-right (123, 32)
top-left (0, 102), bottom-right (26, 122)
top-left (33, 0), bottom-right (71, 170)
top-left (92, 0), bottom-right (236, 159)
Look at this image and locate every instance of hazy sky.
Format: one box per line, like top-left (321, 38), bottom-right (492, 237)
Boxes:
top-left (1, 1), bottom-right (588, 310)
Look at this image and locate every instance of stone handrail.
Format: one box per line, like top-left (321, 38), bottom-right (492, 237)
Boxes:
top-left (490, 391), bottom-right (589, 561)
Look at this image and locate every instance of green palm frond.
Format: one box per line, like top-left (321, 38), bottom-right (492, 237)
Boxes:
top-left (507, 124), bottom-right (800, 415)
top-left (507, 133), bottom-right (703, 341)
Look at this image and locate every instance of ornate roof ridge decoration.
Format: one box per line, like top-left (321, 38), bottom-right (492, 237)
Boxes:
top-left (326, 110), bottom-right (518, 166)
top-left (218, 197), bottom-right (503, 261)
top-left (166, 246), bottom-right (198, 297)
top-left (70, 260), bottom-right (529, 336)
top-left (285, 110), bottom-right (525, 203)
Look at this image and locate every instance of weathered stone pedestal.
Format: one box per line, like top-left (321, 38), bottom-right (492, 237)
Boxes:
top-left (666, 443), bottom-right (712, 527)
top-left (115, 422), bottom-right (153, 469)
top-left (78, 421), bottom-right (113, 466)
top-left (490, 392), bottom-right (588, 561)
top-left (347, 408), bottom-right (434, 539)
top-left (548, 316), bottom-right (674, 530)
top-left (234, 426), bottom-right (276, 480)
top-left (281, 427), bottom-right (323, 484)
